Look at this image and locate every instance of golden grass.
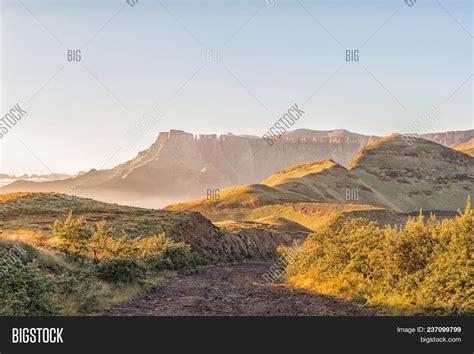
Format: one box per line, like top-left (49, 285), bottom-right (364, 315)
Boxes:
top-left (284, 204), bottom-right (473, 316)
top-left (261, 159), bottom-right (339, 186)
top-left (253, 216), bottom-right (313, 232)
top-left (0, 192), bottom-right (60, 203)
top-left (61, 271), bottom-right (177, 316)
top-left (0, 229), bottom-right (55, 250)
top-left (200, 202), bottom-right (383, 231)
top-left (348, 134), bottom-right (401, 169)
top-left (166, 184), bottom-right (312, 211)
top-left (0, 229), bottom-right (181, 315)
top-left (452, 138), bottom-right (474, 157)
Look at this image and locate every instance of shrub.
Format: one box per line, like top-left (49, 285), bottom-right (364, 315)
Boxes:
top-left (0, 242), bottom-right (61, 315)
top-left (0, 261), bottom-right (61, 315)
top-left (96, 259), bottom-right (146, 284)
top-left (0, 240), bottom-right (104, 315)
top-left (284, 200), bottom-right (473, 315)
top-left (51, 212), bottom-right (91, 260)
top-left (51, 214), bottom-right (197, 277)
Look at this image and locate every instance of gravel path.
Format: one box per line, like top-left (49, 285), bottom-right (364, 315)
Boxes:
top-left (102, 263), bottom-right (374, 316)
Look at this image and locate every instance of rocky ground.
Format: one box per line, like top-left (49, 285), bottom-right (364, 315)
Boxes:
top-left (102, 263), bottom-right (374, 316)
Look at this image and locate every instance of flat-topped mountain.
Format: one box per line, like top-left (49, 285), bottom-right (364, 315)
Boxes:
top-left (420, 129), bottom-right (474, 146)
top-left (0, 129), bottom-right (379, 206)
top-left (167, 135), bottom-right (473, 216)
top-left (1, 129), bottom-right (472, 208)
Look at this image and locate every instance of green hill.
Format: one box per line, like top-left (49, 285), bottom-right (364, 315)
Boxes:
top-left (166, 136), bottom-right (472, 226)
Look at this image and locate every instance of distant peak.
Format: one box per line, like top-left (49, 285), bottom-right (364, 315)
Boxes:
top-left (348, 133), bottom-right (467, 169)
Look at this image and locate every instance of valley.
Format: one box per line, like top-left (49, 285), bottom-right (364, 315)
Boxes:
top-left (1, 129), bottom-right (472, 316)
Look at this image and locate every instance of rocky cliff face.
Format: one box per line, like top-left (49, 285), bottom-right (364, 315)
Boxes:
top-left (168, 135), bottom-right (474, 215)
top-left (164, 212), bottom-right (308, 259)
top-left (2, 128), bottom-right (472, 207)
top-left (109, 129), bottom-right (379, 191)
top-left (420, 129), bottom-right (474, 146)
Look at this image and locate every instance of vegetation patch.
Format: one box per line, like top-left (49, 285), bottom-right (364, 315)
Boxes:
top-left (282, 200), bottom-right (473, 315)
top-left (0, 211), bottom-right (202, 315)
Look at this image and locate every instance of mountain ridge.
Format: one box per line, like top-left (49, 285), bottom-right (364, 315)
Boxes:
top-left (167, 135), bottom-right (473, 215)
top-left (2, 128), bottom-right (472, 208)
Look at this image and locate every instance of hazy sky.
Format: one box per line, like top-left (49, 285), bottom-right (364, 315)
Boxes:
top-left (1, 0), bottom-right (472, 175)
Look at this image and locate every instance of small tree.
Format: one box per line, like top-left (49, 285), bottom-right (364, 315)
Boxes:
top-left (51, 212), bottom-right (91, 259)
top-left (88, 221), bottom-right (115, 264)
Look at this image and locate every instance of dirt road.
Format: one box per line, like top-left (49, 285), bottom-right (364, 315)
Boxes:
top-left (102, 263), bottom-right (374, 316)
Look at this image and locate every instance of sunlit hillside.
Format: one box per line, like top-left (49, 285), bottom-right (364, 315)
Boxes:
top-left (282, 200), bottom-right (473, 316)
top-left (452, 138), bottom-right (474, 157)
top-left (167, 136), bottom-right (471, 228)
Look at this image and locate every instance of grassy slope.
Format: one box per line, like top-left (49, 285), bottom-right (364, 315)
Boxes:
top-left (0, 192), bottom-right (221, 251)
top-left (0, 193), bottom-right (195, 315)
top-left (167, 136), bottom-right (473, 225)
top-left (180, 202), bottom-right (387, 231)
top-left (1, 192), bottom-right (186, 233)
top-left (261, 159), bottom-right (340, 186)
top-left (452, 138), bottom-right (474, 157)
top-left (349, 135), bottom-right (473, 212)
top-left (1, 193), bottom-right (252, 315)
top-left (0, 238), bottom-right (177, 315)
top-left (0, 192), bottom-right (309, 259)
top-left (0, 192), bottom-right (316, 315)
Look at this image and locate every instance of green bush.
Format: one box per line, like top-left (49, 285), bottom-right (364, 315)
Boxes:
top-left (51, 212), bottom-right (91, 260)
top-left (0, 241), bottom-right (62, 315)
top-left (0, 260), bottom-right (61, 316)
top-left (0, 239), bottom-right (108, 315)
top-left (55, 270), bottom-right (103, 314)
top-left (96, 259), bottom-right (146, 284)
top-left (284, 200), bottom-right (473, 315)
top-left (51, 215), bottom-right (197, 277)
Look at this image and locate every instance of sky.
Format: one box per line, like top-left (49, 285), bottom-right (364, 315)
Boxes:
top-left (0, 0), bottom-right (472, 175)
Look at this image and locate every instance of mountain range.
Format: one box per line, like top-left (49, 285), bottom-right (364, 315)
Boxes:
top-left (1, 128), bottom-right (473, 208)
top-left (167, 134), bottom-right (473, 231)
